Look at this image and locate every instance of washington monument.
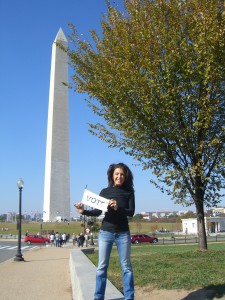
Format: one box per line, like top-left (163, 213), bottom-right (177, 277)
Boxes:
top-left (43, 28), bottom-right (70, 222)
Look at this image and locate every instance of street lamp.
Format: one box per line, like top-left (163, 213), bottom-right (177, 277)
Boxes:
top-left (14, 178), bottom-right (24, 262)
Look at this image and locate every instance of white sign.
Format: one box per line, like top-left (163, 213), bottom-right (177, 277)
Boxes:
top-left (81, 189), bottom-right (108, 211)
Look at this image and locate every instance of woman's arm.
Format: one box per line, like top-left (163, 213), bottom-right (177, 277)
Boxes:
top-left (117, 192), bottom-right (135, 217)
top-left (83, 208), bottom-right (102, 217)
top-left (74, 202), bottom-right (102, 216)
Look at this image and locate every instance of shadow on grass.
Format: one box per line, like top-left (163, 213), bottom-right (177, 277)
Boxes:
top-left (182, 284), bottom-right (225, 300)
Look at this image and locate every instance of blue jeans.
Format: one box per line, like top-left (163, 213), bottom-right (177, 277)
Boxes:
top-left (94, 230), bottom-right (134, 300)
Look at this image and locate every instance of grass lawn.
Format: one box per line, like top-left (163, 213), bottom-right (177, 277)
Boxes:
top-left (2, 221), bottom-right (225, 295)
top-left (0, 222), bottom-right (86, 236)
top-left (86, 242), bottom-right (225, 293)
top-left (0, 221), bottom-right (180, 236)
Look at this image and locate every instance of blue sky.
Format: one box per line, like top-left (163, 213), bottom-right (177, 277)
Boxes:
top-left (0, 0), bottom-right (210, 217)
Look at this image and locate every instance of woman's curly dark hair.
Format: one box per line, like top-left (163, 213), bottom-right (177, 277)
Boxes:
top-left (107, 163), bottom-right (134, 191)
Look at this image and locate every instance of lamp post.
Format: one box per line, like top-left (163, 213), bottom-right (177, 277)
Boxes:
top-left (87, 220), bottom-right (94, 245)
top-left (14, 178), bottom-right (24, 262)
top-left (90, 225), bottom-right (94, 245)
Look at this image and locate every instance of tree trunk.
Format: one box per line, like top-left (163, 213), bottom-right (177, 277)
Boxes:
top-left (196, 201), bottom-right (208, 250)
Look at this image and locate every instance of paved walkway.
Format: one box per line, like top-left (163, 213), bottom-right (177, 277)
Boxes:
top-left (0, 245), bottom-right (72, 300)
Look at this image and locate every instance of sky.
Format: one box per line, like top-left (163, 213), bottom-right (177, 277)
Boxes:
top-left (1, 0), bottom-right (218, 217)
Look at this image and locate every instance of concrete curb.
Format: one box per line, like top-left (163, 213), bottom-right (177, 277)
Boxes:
top-left (70, 248), bottom-right (124, 300)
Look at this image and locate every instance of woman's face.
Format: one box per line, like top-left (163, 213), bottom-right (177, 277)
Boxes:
top-left (113, 167), bottom-right (125, 187)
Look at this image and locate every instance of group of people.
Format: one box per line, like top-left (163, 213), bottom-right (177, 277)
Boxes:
top-left (48, 232), bottom-right (90, 248)
top-left (49, 232), bottom-right (70, 247)
top-left (71, 232), bottom-right (89, 247)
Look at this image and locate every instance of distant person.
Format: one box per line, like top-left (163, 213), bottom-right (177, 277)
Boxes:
top-left (74, 162), bottom-right (135, 300)
top-left (50, 233), bottom-right (55, 246)
top-left (76, 234), bottom-right (80, 246)
top-left (66, 233), bottom-right (70, 242)
top-left (55, 232), bottom-right (60, 247)
top-left (72, 233), bottom-right (76, 246)
top-left (84, 233), bottom-right (89, 247)
top-left (78, 233), bottom-right (85, 247)
top-left (62, 233), bottom-right (67, 245)
top-left (59, 233), bottom-right (63, 247)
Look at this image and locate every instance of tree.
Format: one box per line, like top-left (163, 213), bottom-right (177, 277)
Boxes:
top-left (66, 0), bottom-right (225, 250)
top-left (132, 213), bottom-right (144, 221)
top-left (0, 215), bottom-right (6, 222)
top-left (182, 211), bottom-right (196, 218)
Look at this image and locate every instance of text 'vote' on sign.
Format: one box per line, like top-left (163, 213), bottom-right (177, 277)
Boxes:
top-left (81, 189), bottom-right (108, 211)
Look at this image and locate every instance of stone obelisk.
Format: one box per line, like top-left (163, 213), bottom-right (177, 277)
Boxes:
top-left (43, 28), bottom-right (70, 222)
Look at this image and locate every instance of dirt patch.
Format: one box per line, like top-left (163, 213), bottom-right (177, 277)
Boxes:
top-left (135, 285), bottom-right (225, 300)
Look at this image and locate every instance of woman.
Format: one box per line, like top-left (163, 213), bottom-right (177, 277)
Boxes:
top-left (74, 162), bottom-right (135, 300)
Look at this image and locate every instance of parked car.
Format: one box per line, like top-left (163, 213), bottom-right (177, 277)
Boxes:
top-left (131, 234), bottom-right (158, 244)
top-left (24, 234), bottom-right (50, 245)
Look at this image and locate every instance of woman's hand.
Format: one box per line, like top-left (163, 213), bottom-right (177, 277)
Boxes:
top-left (74, 202), bottom-right (84, 214)
top-left (108, 199), bottom-right (118, 211)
